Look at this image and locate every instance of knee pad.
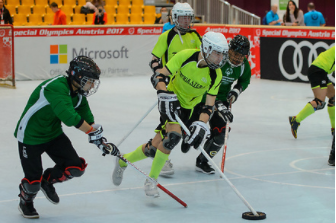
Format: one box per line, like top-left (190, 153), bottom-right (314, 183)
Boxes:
top-left (162, 131), bottom-right (182, 151)
top-left (310, 98), bottom-right (326, 111)
top-left (328, 96), bottom-right (335, 107)
top-left (144, 139), bottom-right (157, 158)
top-left (64, 157), bottom-right (87, 178)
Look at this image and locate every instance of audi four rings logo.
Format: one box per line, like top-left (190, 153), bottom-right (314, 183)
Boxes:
top-left (278, 40), bottom-right (335, 81)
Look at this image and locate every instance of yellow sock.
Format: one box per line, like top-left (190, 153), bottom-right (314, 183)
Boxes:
top-left (328, 106), bottom-right (335, 129)
top-left (149, 149), bottom-right (169, 180)
top-left (119, 145), bottom-right (147, 167)
top-left (296, 103), bottom-right (315, 123)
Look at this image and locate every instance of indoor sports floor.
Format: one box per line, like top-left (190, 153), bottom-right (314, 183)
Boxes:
top-left (0, 75), bottom-right (334, 223)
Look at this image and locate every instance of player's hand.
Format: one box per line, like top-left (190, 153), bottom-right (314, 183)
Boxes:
top-left (227, 88), bottom-right (240, 104)
top-left (157, 90), bottom-right (181, 122)
top-left (88, 124), bottom-right (119, 156)
top-left (185, 121), bottom-right (210, 148)
top-left (215, 100), bottom-right (233, 123)
top-left (100, 142), bottom-right (120, 156)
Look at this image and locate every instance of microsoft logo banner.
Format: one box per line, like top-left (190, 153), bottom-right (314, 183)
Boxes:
top-left (50, 44), bottom-right (67, 64)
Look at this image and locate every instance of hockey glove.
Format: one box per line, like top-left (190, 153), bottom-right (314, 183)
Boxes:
top-left (215, 100), bottom-right (233, 123)
top-left (185, 121), bottom-right (210, 149)
top-left (157, 90), bottom-right (181, 122)
top-left (88, 124), bottom-right (120, 156)
top-left (227, 87), bottom-right (241, 104)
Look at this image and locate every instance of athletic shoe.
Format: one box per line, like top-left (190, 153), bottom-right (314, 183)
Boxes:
top-left (195, 160), bottom-right (215, 174)
top-left (18, 200), bottom-right (39, 219)
top-left (112, 155), bottom-right (127, 186)
top-left (144, 178), bottom-right (160, 197)
top-left (289, 116), bottom-right (300, 139)
top-left (41, 179), bottom-right (59, 204)
top-left (159, 159), bottom-right (174, 176)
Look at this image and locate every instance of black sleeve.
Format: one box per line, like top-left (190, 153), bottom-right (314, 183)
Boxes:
top-left (154, 17), bottom-right (161, 24)
top-left (4, 8), bottom-right (12, 25)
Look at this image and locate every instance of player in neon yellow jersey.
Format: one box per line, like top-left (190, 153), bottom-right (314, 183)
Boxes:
top-left (150, 2), bottom-right (202, 176)
top-left (289, 46), bottom-right (335, 165)
top-left (112, 31), bottom-right (229, 197)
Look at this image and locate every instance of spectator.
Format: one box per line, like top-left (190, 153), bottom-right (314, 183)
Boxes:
top-left (283, 0), bottom-right (305, 26)
top-left (304, 2), bottom-right (326, 26)
top-left (91, 0), bottom-right (105, 8)
top-left (155, 7), bottom-right (168, 24)
top-left (0, 0), bottom-right (12, 24)
top-left (266, 4), bottom-right (282, 25)
top-left (92, 5), bottom-right (107, 25)
top-left (81, 0), bottom-right (98, 14)
top-left (50, 2), bottom-right (67, 25)
top-left (162, 9), bottom-right (175, 33)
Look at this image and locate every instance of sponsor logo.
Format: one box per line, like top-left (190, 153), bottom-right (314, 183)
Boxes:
top-left (201, 77), bottom-right (207, 83)
top-left (23, 146), bottom-right (28, 158)
top-left (137, 28), bottom-right (162, 35)
top-left (50, 44), bottom-right (67, 64)
top-left (0, 30), bottom-right (5, 37)
top-left (72, 46), bottom-right (129, 60)
top-left (225, 67), bottom-right (233, 76)
top-left (278, 40), bottom-right (335, 81)
top-left (128, 28), bottom-right (135, 35)
top-left (256, 29), bottom-right (261, 36)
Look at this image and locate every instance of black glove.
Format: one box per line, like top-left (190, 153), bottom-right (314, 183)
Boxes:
top-left (157, 90), bottom-right (181, 122)
top-left (185, 121), bottom-right (210, 149)
top-left (88, 124), bottom-right (120, 156)
top-left (215, 100), bottom-right (233, 123)
top-left (227, 87), bottom-right (241, 103)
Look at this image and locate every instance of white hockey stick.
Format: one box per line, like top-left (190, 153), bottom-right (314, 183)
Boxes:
top-left (175, 113), bottom-right (259, 217)
top-left (116, 101), bottom-right (157, 147)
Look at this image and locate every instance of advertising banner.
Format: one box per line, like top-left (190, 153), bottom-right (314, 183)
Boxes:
top-left (260, 37), bottom-right (335, 83)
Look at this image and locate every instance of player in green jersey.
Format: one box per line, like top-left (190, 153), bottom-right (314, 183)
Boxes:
top-left (112, 31), bottom-right (229, 197)
top-left (289, 46), bottom-right (335, 165)
top-left (149, 2), bottom-right (202, 176)
top-left (179, 35), bottom-right (252, 174)
top-left (14, 56), bottom-right (119, 219)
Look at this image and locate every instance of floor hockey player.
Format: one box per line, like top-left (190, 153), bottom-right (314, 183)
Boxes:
top-left (149, 2), bottom-right (202, 176)
top-left (289, 46), bottom-right (335, 138)
top-left (14, 56), bottom-right (119, 219)
top-left (181, 35), bottom-right (252, 174)
top-left (112, 31), bottom-right (229, 197)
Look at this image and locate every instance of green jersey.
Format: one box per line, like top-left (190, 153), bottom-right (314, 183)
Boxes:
top-left (151, 29), bottom-right (202, 67)
top-left (166, 49), bottom-right (222, 109)
top-left (14, 75), bottom-right (94, 145)
top-left (202, 57), bottom-right (251, 103)
top-left (312, 46), bottom-right (335, 74)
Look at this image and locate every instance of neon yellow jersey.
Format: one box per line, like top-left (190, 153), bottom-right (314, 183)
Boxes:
top-left (166, 49), bottom-right (222, 109)
top-left (312, 46), bottom-right (335, 74)
top-left (151, 29), bottom-right (202, 67)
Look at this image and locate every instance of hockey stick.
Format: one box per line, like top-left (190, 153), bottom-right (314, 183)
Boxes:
top-left (116, 154), bottom-right (188, 208)
top-left (116, 101), bottom-right (157, 147)
top-left (221, 98), bottom-right (233, 173)
top-left (175, 113), bottom-right (259, 216)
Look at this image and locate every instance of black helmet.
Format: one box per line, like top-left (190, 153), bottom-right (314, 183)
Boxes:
top-left (228, 35), bottom-right (250, 67)
top-left (67, 56), bottom-right (101, 97)
top-left (229, 35), bottom-right (250, 56)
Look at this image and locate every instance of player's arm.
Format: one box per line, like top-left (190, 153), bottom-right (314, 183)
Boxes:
top-left (228, 59), bottom-right (251, 103)
top-left (199, 94), bottom-right (216, 123)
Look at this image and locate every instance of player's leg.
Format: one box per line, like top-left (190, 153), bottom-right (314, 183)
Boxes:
top-left (289, 65), bottom-right (328, 138)
top-left (328, 132), bottom-right (335, 166)
top-left (326, 82), bottom-right (335, 135)
top-left (196, 110), bottom-right (227, 174)
top-left (145, 122), bottom-right (182, 197)
top-left (17, 142), bottom-right (44, 219)
top-left (41, 133), bottom-right (87, 204)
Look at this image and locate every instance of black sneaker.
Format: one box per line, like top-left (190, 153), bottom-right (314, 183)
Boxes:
top-left (328, 151), bottom-right (335, 166)
top-left (196, 161), bottom-right (215, 174)
top-left (41, 179), bottom-right (59, 204)
top-left (289, 116), bottom-right (300, 139)
top-left (18, 200), bottom-right (39, 219)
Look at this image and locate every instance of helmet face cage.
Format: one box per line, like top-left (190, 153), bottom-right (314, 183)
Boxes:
top-left (68, 56), bottom-right (101, 97)
top-left (172, 3), bottom-right (194, 32)
top-left (228, 35), bottom-right (250, 67)
top-left (201, 32), bottom-right (229, 69)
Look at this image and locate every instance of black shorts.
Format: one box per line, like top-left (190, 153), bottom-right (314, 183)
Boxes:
top-left (18, 133), bottom-right (82, 182)
top-left (308, 65), bottom-right (331, 89)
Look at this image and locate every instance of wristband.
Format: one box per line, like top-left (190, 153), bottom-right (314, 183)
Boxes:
top-left (85, 126), bottom-right (94, 134)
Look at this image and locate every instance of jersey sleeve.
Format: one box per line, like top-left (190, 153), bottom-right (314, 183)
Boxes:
top-left (207, 69), bottom-right (222, 96)
top-left (192, 31), bottom-right (202, 49)
top-left (75, 97), bottom-right (95, 125)
top-left (237, 58), bottom-right (252, 92)
top-left (165, 50), bottom-right (188, 75)
top-left (44, 83), bottom-right (83, 127)
top-left (151, 32), bottom-right (168, 59)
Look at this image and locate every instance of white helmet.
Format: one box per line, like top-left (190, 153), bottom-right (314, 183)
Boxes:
top-left (171, 2), bottom-right (194, 32)
top-left (201, 31), bottom-right (229, 69)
